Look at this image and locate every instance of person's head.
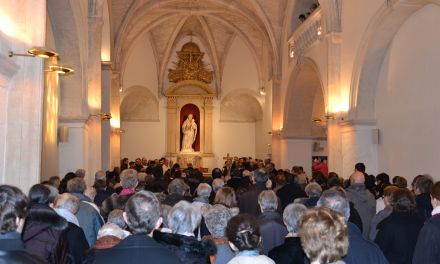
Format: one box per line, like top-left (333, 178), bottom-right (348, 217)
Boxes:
top-left (67, 177), bottom-right (86, 194)
top-left (97, 223), bottom-right (126, 240)
top-left (393, 176), bottom-right (408, 189)
top-left (95, 170), bottom-right (106, 181)
top-left (44, 184), bottom-right (59, 204)
top-left (107, 209), bottom-right (127, 229)
top-left (414, 175), bottom-right (433, 195)
top-left (196, 183), bottom-right (212, 198)
top-left (93, 179), bottom-right (107, 190)
top-left (28, 184), bottom-right (51, 205)
top-left (305, 182), bottom-right (322, 198)
top-left (226, 214), bottom-right (260, 252)
top-left (254, 168), bottom-right (269, 183)
top-left (376, 173), bottom-right (390, 185)
top-left (215, 187), bottom-right (237, 208)
top-left (354, 163), bottom-right (366, 173)
top-left (298, 206), bottom-right (348, 264)
top-left (53, 193), bottom-right (80, 214)
top-left (212, 168), bottom-right (223, 179)
top-left (390, 188), bottom-right (416, 212)
top-left (120, 169), bottom-right (138, 190)
top-left (167, 201), bottom-right (201, 235)
top-left (123, 191), bottom-right (162, 235)
top-left (275, 172), bottom-right (286, 186)
top-left (258, 190), bottom-right (278, 213)
top-left (283, 203), bottom-right (307, 234)
top-left (48, 176), bottom-right (61, 188)
top-left (430, 181), bottom-right (440, 208)
top-left (317, 189), bottom-right (350, 220)
top-left (212, 178), bottom-right (224, 192)
top-left (204, 204), bottom-right (232, 238)
top-left (160, 204), bottom-right (172, 228)
top-left (84, 186), bottom-right (97, 201)
top-left (75, 169), bottom-right (86, 178)
top-left (137, 172), bottom-right (147, 183)
top-left (383, 185), bottom-right (399, 207)
top-left (168, 178), bottom-right (188, 196)
top-left (0, 185), bottom-right (29, 233)
top-left (350, 171), bottom-right (365, 184)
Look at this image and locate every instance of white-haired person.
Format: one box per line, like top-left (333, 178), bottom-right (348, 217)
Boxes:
top-left (297, 206), bottom-right (348, 264)
top-left (268, 203), bottom-right (307, 264)
top-left (203, 204), bottom-right (235, 264)
top-left (257, 190), bottom-right (288, 255)
top-left (154, 201), bottom-right (216, 263)
top-left (54, 193), bottom-right (89, 264)
top-left (92, 223), bottom-right (127, 250)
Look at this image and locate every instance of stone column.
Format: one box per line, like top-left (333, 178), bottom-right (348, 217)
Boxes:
top-left (85, 15), bottom-right (104, 185)
top-left (166, 97), bottom-right (178, 156)
top-left (109, 71), bottom-right (121, 168)
top-left (101, 62), bottom-right (111, 170)
top-left (203, 97), bottom-right (214, 156)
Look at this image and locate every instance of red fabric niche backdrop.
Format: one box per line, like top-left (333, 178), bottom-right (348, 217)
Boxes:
top-left (180, 104), bottom-right (200, 152)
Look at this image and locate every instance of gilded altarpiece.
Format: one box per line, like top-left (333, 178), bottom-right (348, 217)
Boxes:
top-left (165, 42), bottom-right (216, 169)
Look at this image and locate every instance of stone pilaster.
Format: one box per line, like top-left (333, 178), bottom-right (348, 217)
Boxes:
top-left (166, 97), bottom-right (178, 156)
top-left (203, 97), bottom-right (214, 156)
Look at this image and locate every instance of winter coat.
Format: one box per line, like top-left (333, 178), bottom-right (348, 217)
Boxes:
top-left (66, 222), bottom-right (89, 264)
top-left (375, 211), bottom-right (424, 264)
top-left (71, 193), bottom-right (104, 246)
top-left (415, 193), bottom-right (433, 220)
top-left (412, 213), bottom-right (440, 264)
top-left (22, 203), bottom-right (69, 264)
top-left (257, 211), bottom-right (288, 255)
top-left (153, 231), bottom-right (217, 264)
top-left (346, 184), bottom-right (376, 237)
top-left (92, 235), bottom-right (122, 250)
top-left (0, 231), bottom-right (48, 264)
top-left (89, 234), bottom-right (182, 264)
top-left (100, 192), bottom-right (132, 220)
top-left (268, 236), bottom-right (305, 264)
top-left (276, 183), bottom-right (307, 211)
top-left (343, 222), bottom-right (388, 264)
top-left (369, 207), bottom-right (392, 240)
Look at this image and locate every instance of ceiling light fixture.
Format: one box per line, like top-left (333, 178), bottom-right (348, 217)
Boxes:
top-left (8, 47), bottom-right (59, 58)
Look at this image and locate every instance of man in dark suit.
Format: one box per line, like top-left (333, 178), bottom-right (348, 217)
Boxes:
top-left (93, 191), bottom-right (182, 263)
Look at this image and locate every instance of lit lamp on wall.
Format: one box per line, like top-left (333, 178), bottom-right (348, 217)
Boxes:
top-left (46, 64), bottom-right (74, 75)
top-left (89, 112), bottom-right (112, 121)
top-left (8, 47), bottom-right (59, 58)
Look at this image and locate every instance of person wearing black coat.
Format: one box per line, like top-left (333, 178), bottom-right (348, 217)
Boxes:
top-left (22, 185), bottom-right (69, 264)
top-left (412, 181), bottom-right (440, 264)
top-left (0, 185), bottom-right (48, 264)
top-left (91, 191), bottom-right (182, 264)
top-left (375, 188), bottom-right (424, 264)
top-left (276, 182), bottom-right (307, 211)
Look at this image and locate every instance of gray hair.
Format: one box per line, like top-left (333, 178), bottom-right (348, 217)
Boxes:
top-left (317, 189), bottom-right (350, 220)
top-left (258, 190), bottom-right (278, 212)
top-left (120, 169), bottom-right (138, 189)
top-left (196, 183), bottom-right (212, 198)
top-left (212, 178), bottom-right (224, 192)
top-left (54, 193), bottom-right (80, 214)
top-left (255, 168), bottom-right (269, 183)
top-left (283, 203), bottom-right (307, 233)
top-left (160, 204), bottom-right (172, 228)
top-left (67, 177), bottom-right (86, 194)
top-left (168, 179), bottom-right (188, 195)
top-left (95, 170), bottom-right (106, 180)
top-left (97, 223), bottom-right (126, 239)
top-left (305, 183), bottom-right (323, 198)
top-left (204, 204), bottom-right (232, 238)
top-left (168, 201), bottom-right (201, 234)
top-left (107, 209), bottom-right (126, 229)
top-left (44, 184), bottom-right (59, 203)
top-left (137, 172), bottom-right (147, 182)
top-left (75, 169), bottom-right (86, 178)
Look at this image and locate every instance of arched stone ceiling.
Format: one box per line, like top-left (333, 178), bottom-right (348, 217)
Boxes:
top-left (110, 0), bottom-right (290, 94)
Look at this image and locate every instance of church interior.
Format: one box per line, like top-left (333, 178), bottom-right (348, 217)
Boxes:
top-left (1, 0), bottom-right (440, 190)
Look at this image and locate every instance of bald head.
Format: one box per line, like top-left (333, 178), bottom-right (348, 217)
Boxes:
top-left (350, 171), bottom-right (365, 184)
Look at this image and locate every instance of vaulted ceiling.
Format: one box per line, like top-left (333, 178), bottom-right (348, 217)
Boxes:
top-left (109, 0), bottom-right (295, 92)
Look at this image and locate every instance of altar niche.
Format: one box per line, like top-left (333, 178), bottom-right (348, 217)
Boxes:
top-left (180, 104), bottom-right (200, 152)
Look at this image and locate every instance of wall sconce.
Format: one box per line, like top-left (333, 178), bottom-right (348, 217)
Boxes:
top-left (111, 128), bottom-right (125, 134)
top-left (46, 64), bottom-right (74, 75)
top-left (317, 26), bottom-right (323, 36)
top-left (325, 114), bottom-right (336, 120)
top-left (260, 87), bottom-right (266, 96)
top-left (312, 117), bottom-right (323, 123)
top-left (8, 47), bottom-right (59, 59)
top-left (89, 112), bottom-right (112, 121)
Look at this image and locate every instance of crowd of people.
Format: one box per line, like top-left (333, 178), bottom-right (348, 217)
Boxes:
top-left (0, 156), bottom-right (439, 264)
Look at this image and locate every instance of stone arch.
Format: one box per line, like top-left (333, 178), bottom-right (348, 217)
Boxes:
top-left (220, 91), bottom-right (263, 122)
top-left (283, 58), bottom-right (326, 137)
top-left (120, 86), bottom-right (159, 121)
top-left (351, 0), bottom-right (440, 121)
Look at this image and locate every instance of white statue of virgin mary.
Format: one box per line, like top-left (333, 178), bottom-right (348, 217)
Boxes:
top-left (181, 114), bottom-right (197, 152)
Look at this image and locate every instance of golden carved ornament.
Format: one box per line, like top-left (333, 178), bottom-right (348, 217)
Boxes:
top-left (168, 42), bottom-right (213, 84)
